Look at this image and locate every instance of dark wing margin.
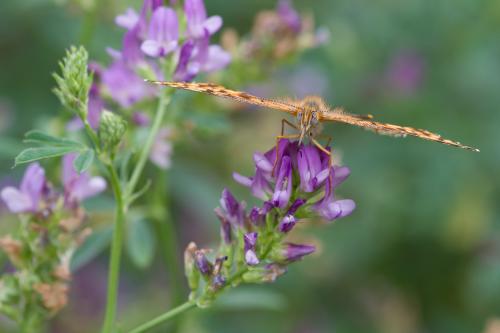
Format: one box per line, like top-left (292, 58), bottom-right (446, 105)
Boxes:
top-left (321, 109), bottom-right (480, 152)
top-left (148, 81), bottom-right (298, 115)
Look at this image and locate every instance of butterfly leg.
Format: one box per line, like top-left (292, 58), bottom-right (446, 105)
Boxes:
top-left (271, 119), bottom-right (300, 175)
top-left (280, 118), bottom-right (298, 135)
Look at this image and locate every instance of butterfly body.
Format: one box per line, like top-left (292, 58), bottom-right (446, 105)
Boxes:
top-left (148, 80), bottom-right (479, 152)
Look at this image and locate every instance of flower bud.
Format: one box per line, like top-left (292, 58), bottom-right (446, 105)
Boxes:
top-left (242, 264), bottom-right (287, 283)
top-left (53, 46), bottom-right (92, 118)
top-left (184, 242), bottom-right (200, 291)
top-left (270, 242), bottom-right (315, 263)
top-left (194, 250), bottom-right (213, 277)
top-left (244, 232), bottom-right (259, 266)
top-left (98, 110), bottom-right (127, 152)
top-left (278, 214), bottom-right (296, 233)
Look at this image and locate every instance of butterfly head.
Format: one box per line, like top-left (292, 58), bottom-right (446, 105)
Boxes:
top-left (297, 97), bottom-right (324, 143)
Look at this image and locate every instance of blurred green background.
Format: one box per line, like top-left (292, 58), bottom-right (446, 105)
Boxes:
top-left (1, 0), bottom-right (499, 332)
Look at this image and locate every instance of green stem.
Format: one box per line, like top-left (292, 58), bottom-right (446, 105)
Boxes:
top-left (79, 6), bottom-right (97, 47)
top-left (101, 164), bottom-right (126, 333)
top-left (83, 119), bottom-right (100, 153)
top-left (128, 300), bottom-right (196, 333)
top-left (154, 173), bottom-right (183, 308)
top-left (125, 91), bottom-right (172, 199)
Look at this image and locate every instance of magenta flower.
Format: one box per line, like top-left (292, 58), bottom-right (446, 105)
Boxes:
top-left (184, 0), bottom-right (222, 39)
top-left (1, 163), bottom-right (46, 213)
top-left (141, 7), bottom-right (179, 58)
top-left (62, 154), bottom-right (106, 206)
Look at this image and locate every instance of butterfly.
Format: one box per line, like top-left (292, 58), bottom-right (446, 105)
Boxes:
top-left (148, 80), bottom-right (480, 152)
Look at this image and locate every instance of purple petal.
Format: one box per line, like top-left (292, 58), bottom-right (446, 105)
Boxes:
top-left (272, 156), bottom-right (292, 208)
top-left (285, 243), bottom-right (315, 262)
top-left (245, 250), bottom-right (259, 266)
top-left (122, 26), bottom-right (144, 64)
top-left (185, 0), bottom-right (207, 38)
top-left (141, 40), bottom-right (163, 57)
top-left (321, 199), bottom-right (356, 221)
top-left (233, 172), bottom-right (252, 187)
top-left (148, 7), bottom-right (179, 45)
top-left (332, 166), bottom-right (351, 187)
top-left (71, 176), bottom-right (107, 201)
top-left (278, 214), bottom-right (296, 233)
top-left (253, 153), bottom-right (273, 172)
top-left (115, 8), bottom-right (140, 30)
top-left (150, 127), bottom-right (173, 169)
top-left (62, 154), bottom-right (77, 187)
top-left (132, 112), bottom-right (151, 126)
top-left (173, 41), bottom-right (198, 81)
top-left (287, 198), bottom-right (306, 215)
top-left (277, 0), bottom-right (302, 33)
top-left (203, 16), bottom-right (223, 35)
top-left (1, 187), bottom-right (33, 213)
top-left (201, 45), bottom-right (231, 72)
top-left (20, 163), bottom-right (45, 210)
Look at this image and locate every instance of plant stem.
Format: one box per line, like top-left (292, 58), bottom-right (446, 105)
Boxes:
top-left (153, 173), bottom-right (183, 307)
top-left (128, 300), bottom-right (196, 333)
top-left (80, 6), bottom-right (97, 47)
top-left (125, 91), bottom-right (172, 199)
top-left (101, 164), bottom-right (126, 333)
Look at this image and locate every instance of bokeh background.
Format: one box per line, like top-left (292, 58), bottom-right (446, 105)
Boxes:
top-left (1, 0), bottom-right (499, 332)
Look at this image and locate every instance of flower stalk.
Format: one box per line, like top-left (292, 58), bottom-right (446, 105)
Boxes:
top-left (101, 164), bottom-right (126, 333)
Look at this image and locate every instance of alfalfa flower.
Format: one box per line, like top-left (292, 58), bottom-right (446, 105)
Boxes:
top-left (1, 163), bottom-right (46, 213)
top-left (184, 139), bottom-right (355, 307)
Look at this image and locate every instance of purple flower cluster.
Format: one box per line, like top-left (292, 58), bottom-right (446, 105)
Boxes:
top-left (101, 0), bottom-right (230, 108)
top-left (185, 140), bottom-right (355, 302)
top-left (1, 155), bottom-right (106, 215)
top-left (234, 139), bottom-right (355, 222)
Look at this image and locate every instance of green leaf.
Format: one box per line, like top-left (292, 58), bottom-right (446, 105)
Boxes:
top-left (14, 146), bottom-right (82, 166)
top-left (70, 226), bottom-right (113, 272)
top-left (24, 130), bottom-right (84, 148)
top-left (127, 218), bottom-right (156, 269)
top-left (73, 149), bottom-right (94, 173)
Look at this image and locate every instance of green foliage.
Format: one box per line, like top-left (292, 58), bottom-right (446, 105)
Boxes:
top-left (52, 45), bottom-right (92, 119)
top-left (126, 218), bottom-right (156, 269)
top-left (73, 149), bottom-right (94, 173)
top-left (14, 130), bottom-right (86, 166)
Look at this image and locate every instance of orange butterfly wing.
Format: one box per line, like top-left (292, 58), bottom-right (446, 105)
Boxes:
top-left (149, 81), bottom-right (298, 115)
top-left (320, 109), bottom-right (479, 152)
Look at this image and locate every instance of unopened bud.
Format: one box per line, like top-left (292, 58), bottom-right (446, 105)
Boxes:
top-left (194, 250), bottom-right (213, 277)
top-left (53, 46), bottom-right (92, 118)
top-left (184, 242), bottom-right (200, 291)
top-left (270, 242), bottom-right (315, 263)
top-left (242, 264), bottom-right (287, 283)
top-left (99, 110), bottom-right (127, 152)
